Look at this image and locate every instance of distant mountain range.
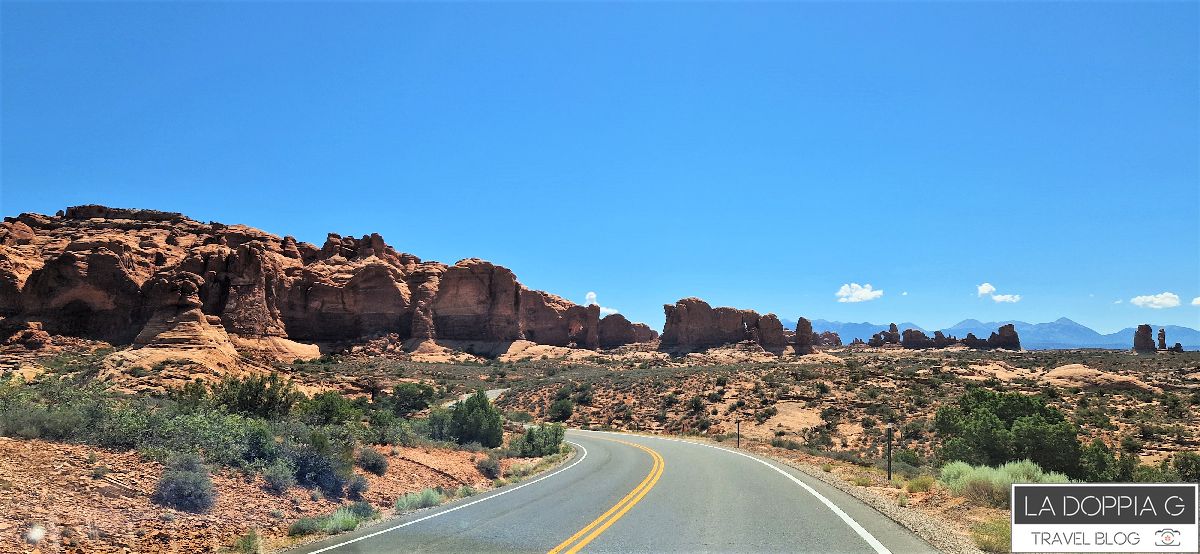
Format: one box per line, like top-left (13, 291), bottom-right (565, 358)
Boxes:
top-left (780, 317), bottom-right (1200, 350)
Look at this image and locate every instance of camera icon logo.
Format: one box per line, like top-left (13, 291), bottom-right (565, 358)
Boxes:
top-left (1155, 529), bottom-right (1181, 547)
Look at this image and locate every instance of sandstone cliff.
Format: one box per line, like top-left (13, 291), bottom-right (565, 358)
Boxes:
top-left (0, 206), bottom-right (655, 366)
top-left (659, 298), bottom-right (786, 353)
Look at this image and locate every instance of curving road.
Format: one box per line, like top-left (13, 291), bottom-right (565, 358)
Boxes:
top-left (289, 430), bottom-right (938, 553)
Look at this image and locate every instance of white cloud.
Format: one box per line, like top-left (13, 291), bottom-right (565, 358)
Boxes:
top-left (584, 291), bottom-right (619, 316)
top-left (1114, 299), bottom-right (1123, 304)
top-left (1130, 292), bottom-right (1181, 309)
top-left (901, 291), bottom-right (908, 296)
top-left (1193, 297), bottom-right (1200, 306)
top-left (836, 283), bottom-right (884, 303)
top-left (977, 282), bottom-right (1020, 303)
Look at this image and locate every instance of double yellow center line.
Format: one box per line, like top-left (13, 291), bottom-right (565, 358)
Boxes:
top-left (547, 438), bottom-right (665, 554)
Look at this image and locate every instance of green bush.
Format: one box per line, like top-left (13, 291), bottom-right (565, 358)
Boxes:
top-left (936, 388), bottom-right (1081, 476)
top-left (324, 508), bottom-right (361, 533)
top-left (348, 500), bottom-right (378, 520)
top-left (1172, 451), bottom-right (1200, 482)
top-left (288, 517), bottom-right (321, 536)
top-left (232, 529), bottom-right (262, 553)
top-left (509, 423), bottom-right (565, 457)
top-left (940, 460), bottom-right (1069, 508)
top-left (972, 517), bottom-right (1012, 553)
top-left (299, 391), bottom-right (362, 426)
top-left (448, 391), bottom-right (504, 447)
top-left (906, 475), bottom-right (936, 493)
top-left (357, 448), bottom-right (389, 476)
top-left (396, 488), bottom-right (443, 511)
top-left (476, 456), bottom-right (501, 479)
top-left (207, 373), bottom-right (302, 420)
top-left (548, 399), bottom-right (574, 422)
top-left (262, 458), bottom-right (296, 495)
top-left (347, 474), bottom-right (369, 501)
top-left (151, 454), bottom-right (216, 513)
top-left (387, 383), bottom-right (435, 417)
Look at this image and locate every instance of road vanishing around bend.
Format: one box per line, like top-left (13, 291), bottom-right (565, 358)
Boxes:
top-left (291, 430), bottom-right (938, 554)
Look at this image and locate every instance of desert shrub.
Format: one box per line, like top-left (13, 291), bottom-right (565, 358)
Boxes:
top-left (509, 423), bottom-right (565, 457)
top-left (1172, 451), bottom-right (1200, 482)
top-left (448, 391), bottom-right (504, 447)
top-left (939, 460), bottom-right (1069, 508)
top-left (232, 529), bottom-right (262, 554)
top-left (385, 383), bottom-right (436, 416)
top-left (151, 454), bottom-right (216, 513)
top-left (282, 429), bottom-right (355, 499)
top-left (262, 458), bottom-right (296, 495)
top-left (936, 388), bottom-right (1081, 476)
top-left (396, 487), bottom-right (443, 511)
top-left (357, 448), bottom-right (388, 476)
top-left (1078, 438), bottom-right (1119, 481)
top-left (299, 391), bottom-right (362, 426)
top-left (476, 456), bottom-right (501, 479)
top-left (573, 383), bottom-right (593, 405)
top-left (346, 474), bottom-right (369, 500)
top-left (506, 411), bottom-right (534, 423)
top-left (426, 407), bottom-right (454, 442)
top-left (321, 508), bottom-right (360, 533)
top-left (548, 399), bottom-right (574, 422)
top-left (821, 463), bottom-right (833, 472)
top-left (207, 373), bottom-right (302, 420)
top-left (971, 517), bottom-right (1012, 553)
top-left (457, 485), bottom-right (477, 498)
top-left (895, 448), bottom-right (921, 467)
top-left (770, 437), bottom-right (802, 450)
top-left (348, 500), bottom-right (378, 519)
top-left (906, 475), bottom-right (936, 493)
top-left (288, 517), bottom-right (321, 536)
top-left (851, 475), bottom-right (871, 487)
top-left (897, 490), bottom-right (909, 507)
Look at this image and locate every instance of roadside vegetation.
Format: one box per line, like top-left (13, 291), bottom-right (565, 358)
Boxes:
top-left (0, 370), bottom-right (566, 527)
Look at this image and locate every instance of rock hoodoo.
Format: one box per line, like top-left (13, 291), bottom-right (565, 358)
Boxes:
top-left (659, 297), bottom-right (786, 353)
top-left (1133, 324), bottom-right (1156, 353)
top-left (986, 323), bottom-right (1021, 350)
top-left (0, 206), bottom-right (657, 362)
top-left (793, 317), bottom-right (814, 354)
top-left (1158, 328), bottom-right (1167, 350)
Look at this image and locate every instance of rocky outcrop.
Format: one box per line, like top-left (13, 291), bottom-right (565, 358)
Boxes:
top-left (961, 333), bottom-right (987, 349)
top-left (867, 323), bottom-right (901, 347)
top-left (986, 324), bottom-right (1021, 350)
top-left (1169, 342), bottom-right (1185, 353)
top-left (814, 331), bottom-right (842, 347)
top-left (794, 317), bottom-right (814, 354)
top-left (0, 206), bottom-right (655, 362)
top-left (1133, 324), bottom-right (1156, 353)
top-left (901, 329), bottom-right (934, 349)
top-left (659, 298), bottom-right (785, 353)
top-left (598, 314), bottom-right (658, 348)
top-left (1158, 328), bottom-right (1167, 351)
top-left (932, 331), bottom-right (958, 348)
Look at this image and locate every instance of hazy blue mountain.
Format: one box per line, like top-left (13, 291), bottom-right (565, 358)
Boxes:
top-left (784, 317), bottom-right (1199, 350)
top-left (781, 319), bottom-right (924, 343)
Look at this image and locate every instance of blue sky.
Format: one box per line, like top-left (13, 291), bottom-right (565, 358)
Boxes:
top-left (2, 2), bottom-right (1197, 333)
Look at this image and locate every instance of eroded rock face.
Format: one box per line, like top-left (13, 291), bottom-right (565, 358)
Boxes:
top-left (794, 317), bottom-right (814, 354)
top-left (901, 329), bottom-right (934, 349)
top-left (814, 331), bottom-right (842, 347)
top-left (0, 206), bottom-right (654, 358)
top-left (660, 297), bottom-right (784, 353)
top-left (1158, 329), bottom-right (1167, 350)
top-left (1134, 324), bottom-right (1156, 353)
top-left (986, 324), bottom-right (1021, 350)
top-left (598, 313), bottom-right (657, 348)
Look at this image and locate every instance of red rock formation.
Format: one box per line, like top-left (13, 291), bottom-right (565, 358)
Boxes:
top-left (598, 313), bottom-right (658, 348)
top-left (1157, 328), bottom-right (1167, 350)
top-left (814, 331), bottom-right (842, 347)
top-left (660, 297), bottom-right (784, 353)
top-left (794, 317), bottom-right (814, 354)
top-left (985, 324), bottom-right (1021, 350)
top-left (901, 329), bottom-right (934, 349)
top-left (1133, 324), bottom-right (1155, 353)
top-left (0, 206), bottom-right (654, 358)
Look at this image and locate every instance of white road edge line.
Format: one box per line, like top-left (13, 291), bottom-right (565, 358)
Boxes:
top-left (302, 441), bottom-right (589, 553)
top-left (576, 430), bottom-right (892, 554)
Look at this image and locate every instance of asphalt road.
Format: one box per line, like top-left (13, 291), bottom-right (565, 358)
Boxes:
top-left (290, 430), bottom-right (938, 553)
